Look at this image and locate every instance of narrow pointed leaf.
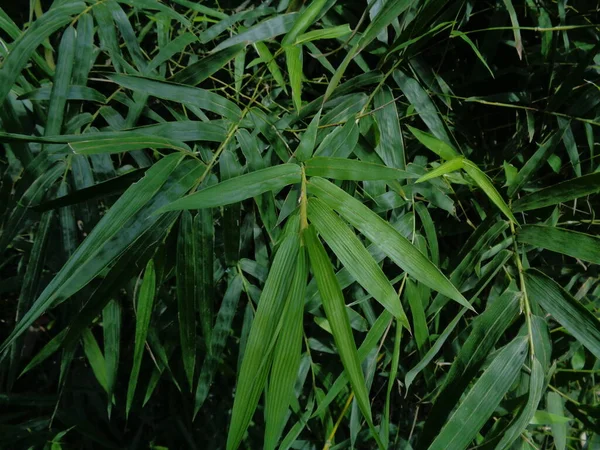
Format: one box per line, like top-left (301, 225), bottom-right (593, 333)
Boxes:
top-left (308, 177), bottom-right (471, 310)
top-left (69, 134), bottom-right (190, 155)
top-left (296, 110), bottom-right (321, 162)
top-left (0, 154), bottom-right (184, 354)
top-left (407, 126), bottom-right (459, 160)
top-left (304, 225), bottom-right (373, 424)
top-left (282, 0), bottom-right (328, 46)
top-left (159, 164), bottom-right (301, 212)
top-left (126, 259), bottom-right (156, 418)
top-left (264, 248), bottom-right (308, 450)
top-left (285, 45), bottom-right (303, 112)
top-left (428, 337), bottom-right (529, 450)
top-left (305, 157), bottom-right (410, 181)
top-left (308, 198), bottom-right (409, 327)
top-left (512, 173), bottom-right (600, 212)
top-left (213, 13), bottom-right (298, 52)
top-left (226, 233), bottom-right (300, 450)
top-left (495, 358), bottom-right (545, 450)
top-left (463, 160), bottom-right (518, 223)
top-left (525, 269), bottom-right (600, 359)
top-left (416, 157), bottom-right (465, 183)
top-left (0, 3), bottom-right (85, 106)
top-left (518, 225), bottom-right (600, 265)
top-left (177, 211), bottom-right (197, 387)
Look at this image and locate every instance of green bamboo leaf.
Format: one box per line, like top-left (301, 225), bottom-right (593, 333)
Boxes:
top-left (69, 134), bottom-right (191, 155)
top-left (126, 259), bottom-right (156, 418)
top-left (323, 0), bottom-right (412, 101)
top-left (69, 11), bottom-right (94, 81)
top-left (45, 26), bottom-right (75, 137)
top-left (308, 177), bottom-right (471, 310)
top-left (107, 74), bottom-right (242, 121)
top-left (311, 311), bottom-right (392, 419)
top-left (20, 85), bottom-right (106, 103)
top-left (416, 157), bottom-right (465, 183)
top-left (196, 209), bottom-right (214, 349)
top-left (177, 211), bottom-right (197, 387)
top-left (547, 392), bottom-right (567, 450)
top-left (294, 24), bottom-right (351, 45)
top-left (0, 3), bottom-right (85, 106)
top-left (159, 164), bottom-right (301, 212)
top-left (7, 210), bottom-right (54, 390)
top-left (194, 274), bottom-right (243, 415)
top-left (220, 147), bottom-right (242, 267)
top-left (0, 154), bottom-right (185, 354)
top-left (374, 86), bottom-right (405, 169)
top-left (103, 299), bottom-right (121, 418)
top-left (495, 358), bottom-right (545, 450)
top-left (308, 198), bottom-right (409, 328)
top-left (304, 225), bottom-right (374, 426)
top-left (213, 13), bottom-right (299, 52)
top-left (525, 269), bottom-right (600, 359)
top-left (462, 160), bottom-right (518, 224)
top-left (146, 32), bottom-right (197, 74)
top-left (405, 278), bottom-right (427, 352)
top-left (518, 225), bottom-right (600, 265)
top-left (93, 2), bottom-right (124, 73)
top-left (502, 0), bottom-right (523, 59)
top-left (414, 202), bottom-right (439, 266)
top-left (227, 233), bottom-right (300, 450)
top-left (0, 162), bottom-right (65, 254)
top-left (82, 328), bottom-right (109, 393)
top-left (451, 31), bottom-right (495, 78)
top-left (394, 71), bottom-right (451, 143)
top-left (264, 248), bottom-right (308, 450)
top-left (172, 44), bottom-right (245, 86)
top-left (305, 157), bottom-right (410, 181)
top-left (296, 110), bottom-right (321, 162)
top-left (254, 42), bottom-right (287, 92)
top-left (512, 172), bottom-right (600, 212)
top-left (507, 128), bottom-right (567, 197)
top-left (314, 118), bottom-right (359, 158)
top-left (419, 289), bottom-right (521, 448)
top-left (285, 45), bottom-right (303, 112)
top-left (281, 0), bottom-right (328, 46)
top-left (406, 126), bottom-right (459, 160)
top-left (428, 337), bottom-right (529, 450)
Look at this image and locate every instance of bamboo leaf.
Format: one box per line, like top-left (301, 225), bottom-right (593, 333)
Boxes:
top-left (495, 358), bottom-right (545, 450)
top-left (213, 13), bottom-right (298, 52)
top-left (0, 154), bottom-right (185, 354)
top-left (416, 157), bottom-right (465, 183)
top-left (103, 299), bottom-right (121, 418)
top-left (374, 86), bottom-right (405, 169)
top-left (428, 337), bottom-right (529, 450)
top-left (285, 45), bottom-right (303, 113)
top-left (281, 0), bottom-right (328, 46)
top-left (308, 177), bottom-right (471, 310)
top-left (0, 3), bottom-right (85, 106)
top-left (159, 164), bottom-right (301, 212)
top-left (264, 247), bottom-right (308, 450)
top-left (296, 110), bottom-right (321, 162)
top-left (304, 225), bottom-right (374, 425)
top-left (294, 25), bottom-right (351, 45)
top-left (107, 74), bottom-right (242, 121)
top-left (308, 198), bottom-right (409, 327)
top-left (518, 225), bottom-right (600, 265)
top-left (512, 172), bottom-right (600, 212)
top-left (177, 211), bottom-right (197, 387)
top-left (463, 159), bottom-right (518, 224)
top-left (305, 157), bottom-right (410, 181)
top-left (69, 134), bottom-right (191, 155)
top-left (126, 259), bottom-right (156, 418)
top-left (525, 269), bottom-right (600, 360)
top-left (226, 232), bottom-right (300, 450)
